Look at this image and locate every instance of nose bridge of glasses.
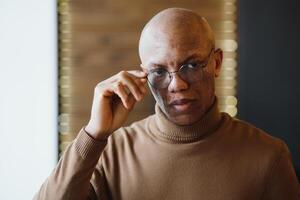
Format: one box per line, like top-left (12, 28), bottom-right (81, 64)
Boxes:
top-left (168, 69), bottom-right (181, 82)
top-left (168, 69), bottom-right (188, 84)
top-left (168, 65), bottom-right (188, 79)
top-left (168, 71), bottom-right (189, 91)
top-left (169, 69), bottom-right (180, 75)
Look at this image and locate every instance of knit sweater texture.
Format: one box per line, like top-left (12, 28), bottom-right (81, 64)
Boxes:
top-left (34, 100), bottom-right (300, 200)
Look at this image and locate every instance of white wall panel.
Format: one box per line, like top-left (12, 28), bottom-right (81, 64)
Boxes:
top-left (0, 0), bottom-right (57, 199)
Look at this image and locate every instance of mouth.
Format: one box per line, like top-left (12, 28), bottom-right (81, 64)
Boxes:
top-left (169, 99), bottom-right (195, 112)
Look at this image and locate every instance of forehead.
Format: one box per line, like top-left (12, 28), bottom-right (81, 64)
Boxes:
top-left (140, 25), bottom-right (212, 66)
top-left (143, 38), bottom-right (210, 68)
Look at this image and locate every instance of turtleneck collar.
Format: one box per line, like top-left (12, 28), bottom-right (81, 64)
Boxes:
top-left (150, 97), bottom-right (222, 143)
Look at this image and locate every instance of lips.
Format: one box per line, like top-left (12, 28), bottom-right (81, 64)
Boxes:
top-left (169, 98), bottom-right (195, 112)
top-left (170, 99), bottom-right (194, 105)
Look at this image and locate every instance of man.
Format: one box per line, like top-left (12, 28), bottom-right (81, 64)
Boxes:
top-left (34, 8), bottom-right (300, 200)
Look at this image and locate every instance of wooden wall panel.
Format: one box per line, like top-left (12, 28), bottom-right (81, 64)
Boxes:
top-left (58, 0), bottom-right (237, 153)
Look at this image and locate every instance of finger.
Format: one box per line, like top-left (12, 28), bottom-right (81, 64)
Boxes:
top-left (140, 80), bottom-right (148, 94)
top-left (95, 83), bottom-right (114, 98)
top-left (141, 78), bottom-right (147, 83)
top-left (122, 78), bottom-right (142, 101)
top-left (128, 70), bottom-right (147, 78)
top-left (140, 78), bottom-right (148, 92)
top-left (118, 71), bottom-right (143, 101)
top-left (130, 76), bottom-right (147, 94)
top-left (113, 82), bottom-right (130, 109)
top-left (126, 72), bottom-right (148, 94)
top-left (127, 93), bottom-right (136, 110)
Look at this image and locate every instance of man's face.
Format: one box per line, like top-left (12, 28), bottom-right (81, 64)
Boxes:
top-left (141, 35), bottom-right (221, 125)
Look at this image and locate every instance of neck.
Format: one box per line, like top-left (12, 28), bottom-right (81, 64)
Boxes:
top-left (151, 96), bottom-right (222, 143)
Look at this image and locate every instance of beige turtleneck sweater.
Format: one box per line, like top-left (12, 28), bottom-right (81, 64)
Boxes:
top-left (34, 100), bottom-right (300, 200)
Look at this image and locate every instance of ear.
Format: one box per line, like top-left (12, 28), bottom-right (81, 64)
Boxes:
top-left (213, 48), bottom-right (223, 77)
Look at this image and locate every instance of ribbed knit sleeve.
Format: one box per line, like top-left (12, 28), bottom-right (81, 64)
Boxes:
top-left (261, 140), bottom-right (300, 200)
top-left (33, 127), bottom-right (109, 200)
top-left (74, 127), bottom-right (108, 159)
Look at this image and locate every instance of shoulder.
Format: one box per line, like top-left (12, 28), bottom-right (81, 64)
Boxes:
top-left (223, 113), bottom-right (289, 164)
top-left (102, 114), bottom-right (155, 153)
top-left (230, 116), bottom-right (284, 145)
top-left (99, 114), bottom-right (155, 171)
top-left (117, 114), bottom-right (154, 140)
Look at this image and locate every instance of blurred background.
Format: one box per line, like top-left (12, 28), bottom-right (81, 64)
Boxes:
top-left (0, 0), bottom-right (299, 199)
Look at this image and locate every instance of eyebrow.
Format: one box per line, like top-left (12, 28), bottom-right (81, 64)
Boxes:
top-left (148, 53), bottom-right (205, 69)
top-left (180, 54), bottom-right (205, 65)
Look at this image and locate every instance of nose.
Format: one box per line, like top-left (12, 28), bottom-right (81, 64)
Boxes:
top-left (168, 73), bottom-right (189, 92)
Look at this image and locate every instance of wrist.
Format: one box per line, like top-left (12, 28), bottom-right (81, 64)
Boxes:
top-left (84, 124), bottom-right (109, 141)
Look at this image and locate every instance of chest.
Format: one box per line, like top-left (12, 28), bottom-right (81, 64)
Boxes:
top-left (105, 147), bottom-right (264, 200)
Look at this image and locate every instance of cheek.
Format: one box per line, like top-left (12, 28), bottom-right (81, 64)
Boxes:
top-left (149, 86), bottom-right (168, 105)
top-left (193, 72), bottom-right (215, 97)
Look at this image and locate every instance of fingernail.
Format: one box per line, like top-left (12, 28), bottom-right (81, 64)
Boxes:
top-left (139, 94), bottom-right (144, 101)
top-left (135, 95), bottom-right (141, 101)
top-left (142, 87), bottom-right (147, 93)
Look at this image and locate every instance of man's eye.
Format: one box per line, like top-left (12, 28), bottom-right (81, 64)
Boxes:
top-left (183, 62), bottom-right (205, 70)
top-left (184, 63), bottom-right (198, 69)
top-left (152, 68), bottom-right (166, 76)
top-left (188, 63), bottom-right (197, 69)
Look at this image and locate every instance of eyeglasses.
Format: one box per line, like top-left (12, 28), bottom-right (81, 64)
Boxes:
top-left (146, 48), bottom-right (214, 89)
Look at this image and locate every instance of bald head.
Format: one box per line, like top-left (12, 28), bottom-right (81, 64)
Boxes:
top-left (138, 8), bottom-right (222, 125)
top-left (139, 8), bottom-right (215, 63)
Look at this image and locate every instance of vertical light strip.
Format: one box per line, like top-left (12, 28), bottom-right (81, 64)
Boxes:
top-left (57, 0), bottom-right (238, 154)
top-left (58, 0), bottom-right (72, 156)
top-left (215, 0), bottom-right (238, 117)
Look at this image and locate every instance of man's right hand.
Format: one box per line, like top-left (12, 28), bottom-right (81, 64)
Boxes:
top-left (85, 70), bottom-right (148, 140)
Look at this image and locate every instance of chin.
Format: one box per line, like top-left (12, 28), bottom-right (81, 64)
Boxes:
top-left (165, 103), bottom-right (205, 125)
top-left (169, 113), bottom-right (201, 126)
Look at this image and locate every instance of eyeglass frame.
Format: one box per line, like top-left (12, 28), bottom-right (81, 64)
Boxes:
top-left (142, 48), bottom-right (215, 89)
